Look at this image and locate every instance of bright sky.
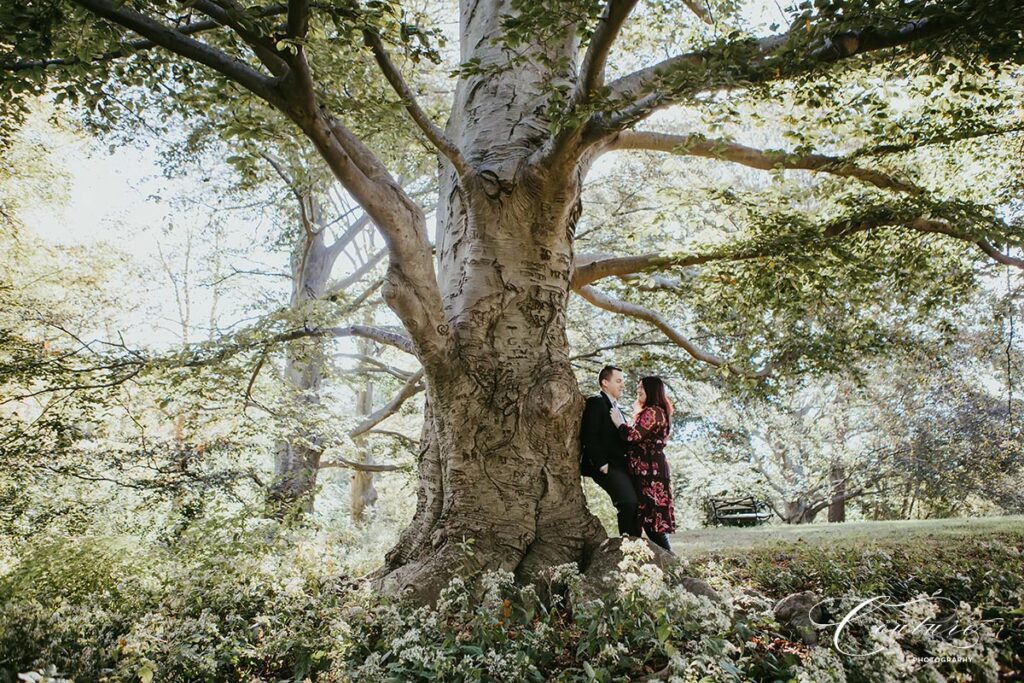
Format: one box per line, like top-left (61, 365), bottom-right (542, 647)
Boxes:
top-left (38, 167), bottom-right (252, 348)
top-left (17, 108), bottom-right (291, 350)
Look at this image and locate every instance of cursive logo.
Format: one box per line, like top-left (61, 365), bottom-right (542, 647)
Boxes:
top-left (808, 594), bottom-right (985, 657)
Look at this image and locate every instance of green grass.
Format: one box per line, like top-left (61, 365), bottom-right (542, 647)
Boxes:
top-left (670, 514), bottom-right (1024, 557)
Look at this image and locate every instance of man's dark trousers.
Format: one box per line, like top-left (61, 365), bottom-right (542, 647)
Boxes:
top-left (592, 463), bottom-right (640, 537)
top-left (580, 391), bottom-right (641, 537)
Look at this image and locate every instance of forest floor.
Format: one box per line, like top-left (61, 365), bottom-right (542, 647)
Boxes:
top-left (670, 514), bottom-right (1024, 557)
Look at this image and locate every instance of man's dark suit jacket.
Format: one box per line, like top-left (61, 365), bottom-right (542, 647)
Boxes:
top-left (580, 392), bottom-right (628, 476)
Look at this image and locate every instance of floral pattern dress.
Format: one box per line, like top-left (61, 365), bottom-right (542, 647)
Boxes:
top-left (618, 406), bottom-right (676, 533)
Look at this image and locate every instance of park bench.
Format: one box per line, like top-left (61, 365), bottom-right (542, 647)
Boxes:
top-left (706, 495), bottom-right (774, 527)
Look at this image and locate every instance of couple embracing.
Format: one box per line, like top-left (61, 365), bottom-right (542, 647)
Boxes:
top-left (580, 365), bottom-right (676, 552)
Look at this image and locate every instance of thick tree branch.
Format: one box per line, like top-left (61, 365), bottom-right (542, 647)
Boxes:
top-left (361, 29), bottom-right (472, 178)
top-left (287, 0), bottom-right (310, 39)
top-left (575, 0), bottom-right (712, 106)
top-left (301, 116), bottom-right (448, 366)
top-left (349, 369), bottom-right (426, 438)
top-left (2, 5), bottom-right (288, 72)
top-left (607, 130), bottom-right (923, 195)
top-left (575, 0), bottom-right (641, 104)
top-left (573, 251), bottom-right (758, 288)
top-left (573, 216), bottom-right (1024, 289)
top-left (603, 13), bottom-right (964, 129)
top-left (190, 0), bottom-right (290, 76)
top-left (70, 0), bottom-right (282, 105)
top-left (575, 285), bottom-right (773, 378)
top-left (318, 457), bottom-right (409, 472)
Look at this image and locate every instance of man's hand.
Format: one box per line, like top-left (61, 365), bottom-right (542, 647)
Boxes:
top-left (600, 464), bottom-right (609, 474)
top-left (609, 408), bottom-right (624, 428)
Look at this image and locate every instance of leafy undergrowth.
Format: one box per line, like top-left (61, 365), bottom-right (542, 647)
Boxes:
top-left (1, 520), bottom-right (1021, 682)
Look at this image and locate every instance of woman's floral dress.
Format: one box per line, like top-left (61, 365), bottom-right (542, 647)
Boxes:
top-left (618, 406), bottom-right (676, 533)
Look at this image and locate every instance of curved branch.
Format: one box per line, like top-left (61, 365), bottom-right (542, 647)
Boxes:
top-left (306, 116), bottom-right (447, 366)
top-left (576, 0), bottom-right (641, 104)
top-left (573, 216), bottom-right (1024, 289)
top-left (362, 29), bottom-right (472, 178)
top-left (575, 285), bottom-right (773, 378)
top-left (573, 250), bottom-right (760, 288)
top-left (826, 216), bottom-right (1024, 269)
top-left (681, 0), bottom-right (714, 24)
top-left (368, 429), bottom-right (417, 448)
top-left (70, 0), bottom-right (281, 105)
top-left (603, 13), bottom-right (963, 129)
top-left (190, 0), bottom-right (290, 76)
top-left (2, 5), bottom-right (288, 72)
top-left (349, 369), bottom-right (426, 438)
top-left (607, 131), bottom-right (923, 195)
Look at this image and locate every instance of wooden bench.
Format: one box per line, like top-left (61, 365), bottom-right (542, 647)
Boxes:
top-left (706, 495), bottom-right (774, 527)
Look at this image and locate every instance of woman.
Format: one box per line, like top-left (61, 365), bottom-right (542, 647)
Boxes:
top-left (610, 376), bottom-right (676, 552)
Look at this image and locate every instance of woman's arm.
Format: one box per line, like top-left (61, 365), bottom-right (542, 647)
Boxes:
top-left (618, 407), bottom-right (664, 443)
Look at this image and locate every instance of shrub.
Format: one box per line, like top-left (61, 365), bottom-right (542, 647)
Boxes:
top-left (2, 530), bottom-right (1021, 681)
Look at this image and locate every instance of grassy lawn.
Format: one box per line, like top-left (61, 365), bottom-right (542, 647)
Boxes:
top-left (670, 514), bottom-right (1024, 557)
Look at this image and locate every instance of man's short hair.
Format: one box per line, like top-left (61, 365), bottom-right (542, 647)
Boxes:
top-left (598, 365), bottom-right (622, 386)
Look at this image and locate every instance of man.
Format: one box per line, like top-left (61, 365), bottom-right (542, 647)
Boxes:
top-left (580, 365), bottom-right (640, 537)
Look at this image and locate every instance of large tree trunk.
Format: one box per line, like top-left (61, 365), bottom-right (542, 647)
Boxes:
top-left (375, 6), bottom-right (606, 599)
top-left (378, 176), bottom-right (606, 597)
top-left (268, 228), bottom-right (334, 515)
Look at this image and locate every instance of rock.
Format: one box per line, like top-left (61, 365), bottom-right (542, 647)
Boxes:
top-left (773, 590), bottom-right (825, 645)
top-left (678, 576), bottom-right (724, 604)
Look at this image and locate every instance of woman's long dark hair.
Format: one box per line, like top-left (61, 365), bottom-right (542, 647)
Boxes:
top-left (638, 375), bottom-right (673, 426)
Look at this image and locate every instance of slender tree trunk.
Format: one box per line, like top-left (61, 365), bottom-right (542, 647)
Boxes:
top-left (350, 354), bottom-right (378, 521)
top-left (828, 462), bottom-right (846, 522)
top-left (900, 482), bottom-right (914, 518)
top-left (268, 229), bottom-right (334, 515)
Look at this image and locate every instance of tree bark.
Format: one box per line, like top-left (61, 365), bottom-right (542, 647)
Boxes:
top-left (376, 167), bottom-right (606, 597)
top-left (828, 462), bottom-right (846, 523)
top-left (350, 337), bottom-right (378, 522)
top-left (267, 227), bottom-right (334, 515)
